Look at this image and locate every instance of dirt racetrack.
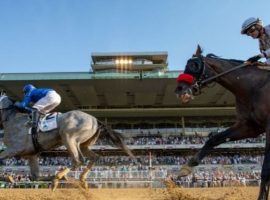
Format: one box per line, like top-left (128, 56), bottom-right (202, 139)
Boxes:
top-left (0, 187), bottom-right (261, 200)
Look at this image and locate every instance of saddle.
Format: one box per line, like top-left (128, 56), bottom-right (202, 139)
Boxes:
top-left (38, 112), bottom-right (60, 132)
top-left (28, 112), bottom-right (60, 153)
top-left (256, 62), bottom-right (270, 70)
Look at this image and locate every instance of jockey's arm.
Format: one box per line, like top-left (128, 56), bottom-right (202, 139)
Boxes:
top-left (15, 95), bottom-right (32, 112)
top-left (23, 106), bottom-right (33, 113)
top-left (14, 101), bottom-right (32, 113)
top-left (263, 48), bottom-right (270, 58)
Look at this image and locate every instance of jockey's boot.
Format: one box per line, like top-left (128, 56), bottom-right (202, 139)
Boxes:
top-left (31, 109), bottom-right (40, 136)
top-left (31, 108), bottom-right (40, 129)
top-left (24, 115), bottom-right (32, 128)
top-left (25, 109), bottom-right (40, 128)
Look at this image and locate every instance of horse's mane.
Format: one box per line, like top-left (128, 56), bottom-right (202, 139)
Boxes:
top-left (1, 95), bottom-right (26, 113)
top-left (206, 53), bottom-right (244, 64)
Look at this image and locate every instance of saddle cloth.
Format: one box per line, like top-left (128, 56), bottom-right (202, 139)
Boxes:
top-left (38, 112), bottom-right (60, 132)
top-left (257, 62), bottom-right (270, 70)
top-left (257, 65), bottom-right (270, 70)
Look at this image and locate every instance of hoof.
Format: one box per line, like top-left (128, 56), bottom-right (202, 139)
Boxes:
top-left (164, 179), bottom-right (176, 189)
top-left (61, 175), bottom-right (68, 181)
top-left (179, 165), bottom-right (192, 177)
top-left (52, 179), bottom-right (59, 192)
top-left (55, 168), bottom-right (70, 179)
top-left (81, 181), bottom-right (88, 189)
top-left (6, 176), bottom-right (15, 184)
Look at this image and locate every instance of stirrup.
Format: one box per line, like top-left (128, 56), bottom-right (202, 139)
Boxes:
top-left (24, 120), bottom-right (38, 128)
top-left (24, 120), bottom-right (33, 128)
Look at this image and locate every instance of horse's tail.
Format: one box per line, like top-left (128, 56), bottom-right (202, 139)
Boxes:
top-left (98, 121), bottom-right (135, 159)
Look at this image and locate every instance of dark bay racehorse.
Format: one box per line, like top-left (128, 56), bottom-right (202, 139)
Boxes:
top-left (175, 46), bottom-right (270, 200)
top-left (0, 95), bottom-right (134, 190)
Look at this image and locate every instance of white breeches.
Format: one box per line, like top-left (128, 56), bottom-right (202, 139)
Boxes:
top-left (33, 91), bottom-right (61, 114)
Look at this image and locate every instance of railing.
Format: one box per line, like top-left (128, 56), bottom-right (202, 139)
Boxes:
top-left (0, 167), bottom-right (261, 189)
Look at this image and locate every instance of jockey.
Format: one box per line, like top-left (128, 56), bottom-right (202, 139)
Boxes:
top-left (241, 17), bottom-right (270, 64)
top-left (15, 84), bottom-right (61, 128)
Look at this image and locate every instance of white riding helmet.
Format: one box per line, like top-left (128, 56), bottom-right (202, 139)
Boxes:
top-left (241, 17), bottom-right (263, 34)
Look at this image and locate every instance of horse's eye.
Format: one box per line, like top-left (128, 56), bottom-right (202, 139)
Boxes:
top-left (175, 86), bottom-right (183, 93)
top-left (190, 63), bottom-right (199, 71)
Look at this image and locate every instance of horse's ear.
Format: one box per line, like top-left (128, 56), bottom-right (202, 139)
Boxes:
top-left (195, 45), bottom-right (203, 57)
top-left (0, 90), bottom-right (6, 96)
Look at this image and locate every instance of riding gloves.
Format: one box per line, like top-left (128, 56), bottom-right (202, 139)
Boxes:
top-left (247, 54), bottom-right (264, 63)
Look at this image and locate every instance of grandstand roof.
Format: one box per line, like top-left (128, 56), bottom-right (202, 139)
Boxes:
top-left (0, 71), bottom-right (236, 119)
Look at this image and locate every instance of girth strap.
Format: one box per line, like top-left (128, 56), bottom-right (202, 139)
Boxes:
top-left (31, 127), bottom-right (44, 153)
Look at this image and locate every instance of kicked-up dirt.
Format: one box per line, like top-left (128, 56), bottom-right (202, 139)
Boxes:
top-left (0, 187), bottom-right (261, 200)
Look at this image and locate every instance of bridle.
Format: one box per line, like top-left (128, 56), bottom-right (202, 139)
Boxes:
top-left (185, 56), bottom-right (249, 95)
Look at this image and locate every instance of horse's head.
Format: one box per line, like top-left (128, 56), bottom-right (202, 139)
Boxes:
top-left (0, 95), bottom-right (14, 110)
top-left (175, 74), bottom-right (195, 103)
top-left (175, 45), bottom-right (215, 103)
top-left (0, 95), bottom-right (15, 126)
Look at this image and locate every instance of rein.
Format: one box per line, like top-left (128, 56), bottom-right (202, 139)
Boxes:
top-left (199, 62), bottom-right (249, 86)
top-left (0, 105), bottom-right (15, 111)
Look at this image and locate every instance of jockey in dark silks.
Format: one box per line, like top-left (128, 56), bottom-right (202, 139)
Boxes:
top-left (15, 84), bottom-right (61, 130)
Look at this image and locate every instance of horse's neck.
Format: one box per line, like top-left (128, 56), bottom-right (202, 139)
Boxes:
top-left (0, 110), bottom-right (29, 150)
top-left (205, 57), bottom-right (258, 96)
top-left (3, 110), bottom-right (28, 131)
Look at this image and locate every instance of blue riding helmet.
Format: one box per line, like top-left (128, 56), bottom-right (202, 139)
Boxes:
top-left (23, 84), bottom-right (35, 94)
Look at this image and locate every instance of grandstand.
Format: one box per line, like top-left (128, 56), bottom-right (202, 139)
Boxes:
top-left (0, 52), bottom-right (264, 188)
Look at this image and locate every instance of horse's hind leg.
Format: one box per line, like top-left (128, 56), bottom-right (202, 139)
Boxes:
top-left (52, 138), bottom-right (83, 191)
top-left (79, 146), bottom-right (99, 189)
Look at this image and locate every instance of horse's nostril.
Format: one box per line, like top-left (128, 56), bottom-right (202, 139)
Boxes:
top-left (177, 86), bottom-right (183, 91)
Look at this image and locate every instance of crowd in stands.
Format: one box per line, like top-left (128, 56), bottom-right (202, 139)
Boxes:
top-left (0, 154), bottom-right (264, 167)
top-left (96, 135), bottom-right (265, 146)
top-left (171, 170), bottom-right (261, 187)
top-left (0, 134), bottom-right (265, 151)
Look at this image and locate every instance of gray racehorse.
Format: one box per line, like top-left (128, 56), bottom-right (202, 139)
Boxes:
top-left (0, 94), bottom-right (134, 190)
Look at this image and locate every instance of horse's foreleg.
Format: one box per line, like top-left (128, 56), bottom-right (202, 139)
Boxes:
top-left (179, 123), bottom-right (260, 177)
top-left (0, 149), bottom-right (22, 183)
top-left (190, 129), bottom-right (232, 166)
top-left (0, 175), bottom-right (14, 183)
top-left (179, 128), bottom-right (236, 177)
top-left (27, 155), bottom-right (40, 181)
top-left (258, 180), bottom-right (270, 200)
top-left (27, 155), bottom-right (56, 182)
top-left (266, 184), bottom-right (270, 200)
top-left (258, 125), bottom-right (270, 200)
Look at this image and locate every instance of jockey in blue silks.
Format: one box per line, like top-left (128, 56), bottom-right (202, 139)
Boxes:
top-left (15, 84), bottom-right (61, 129)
